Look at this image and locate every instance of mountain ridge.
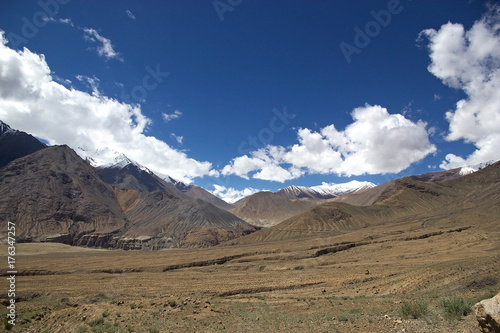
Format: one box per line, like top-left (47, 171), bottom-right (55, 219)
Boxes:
top-left (0, 143), bottom-right (256, 249)
top-left (0, 120), bottom-right (47, 169)
top-left (230, 160), bottom-right (500, 244)
top-left (276, 180), bottom-right (376, 199)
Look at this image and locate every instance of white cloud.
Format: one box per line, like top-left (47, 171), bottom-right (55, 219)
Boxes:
top-left (126, 10), bottom-right (136, 20)
top-left (75, 74), bottom-right (100, 96)
top-left (171, 133), bottom-right (183, 144)
top-left (0, 31), bottom-right (213, 184)
top-left (83, 28), bottom-right (123, 62)
top-left (221, 104), bottom-right (436, 181)
top-left (221, 145), bottom-right (304, 182)
top-left (42, 17), bottom-right (74, 27)
top-left (211, 185), bottom-right (261, 204)
top-left (421, 4), bottom-right (500, 169)
top-left (162, 110), bottom-right (182, 122)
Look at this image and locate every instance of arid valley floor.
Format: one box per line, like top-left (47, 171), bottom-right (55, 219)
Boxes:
top-left (2, 216), bottom-right (499, 332)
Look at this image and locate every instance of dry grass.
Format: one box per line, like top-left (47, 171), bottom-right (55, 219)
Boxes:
top-left (1, 220), bottom-right (499, 332)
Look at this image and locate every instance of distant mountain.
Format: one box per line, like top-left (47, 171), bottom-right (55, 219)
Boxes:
top-left (118, 190), bottom-right (256, 249)
top-left (276, 180), bottom-right (375, 199)
top-left (233, 160), bottom-right (500, 244)
top-left (0, 120), bottom-right (46, 169)
top-left (231, 191), bottom-right (319, 227)
top-left (409, 162), bottom-right (493, 182)
top-left (230, 181), bottom-right (375, 227)
top-left (175, 183), bottom-right (235, 211)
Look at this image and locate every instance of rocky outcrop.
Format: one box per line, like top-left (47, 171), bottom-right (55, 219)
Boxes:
top-left (474, 292), bottom-right (500, 333)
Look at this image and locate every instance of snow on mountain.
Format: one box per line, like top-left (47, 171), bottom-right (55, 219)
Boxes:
top-left (77, 147), bottom-right (156, 175)
top-left (76, 146), bottom-right (189, 186)
top-left (277, 180), bottom-right (376, 199)
top-left (458, 161), bottom-right (494, 176)
top-left (0, 120), bottom-right (16, 135)
top-left (77, 147), bottom-right (153, 173)
top-left (310, 180), bottom-right (376, 196)
top-left (77, 147), bottom-right (124, 167)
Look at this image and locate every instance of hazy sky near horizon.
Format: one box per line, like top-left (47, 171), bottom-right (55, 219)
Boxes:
top-left (1, 1), bottom-right (499, 202)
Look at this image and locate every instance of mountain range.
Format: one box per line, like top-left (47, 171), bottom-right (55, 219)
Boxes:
top-left (231, 159), bottom-right (500, 244)
top-left (0, 120), bottom-right (497, 249)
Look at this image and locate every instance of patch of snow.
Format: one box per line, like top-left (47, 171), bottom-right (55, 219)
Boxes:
top-left (76, 147), bottom-right (152, 174)
top-left (458, 160), bottom-right (494, 176)
top-left (310, 180), bottom-right (376, 196)
top-left (0, 120), bottom-right (16, 135)
top-left (458, 166), bottom-right (477, 176)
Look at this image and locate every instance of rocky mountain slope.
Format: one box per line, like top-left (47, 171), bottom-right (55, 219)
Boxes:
top-left (0, 120), bottom-right (46, 169)
top-left (118, 191), bottom-right (256, 249)
top-left (0, 145), bottom-right (128, 246)
top-left (95, 157), bottom-right (188, 199)
top-left (276, 180), bottom-right (375, 199)
top-left (230, 191), bottom-right (320, 227)
top-left (173, 181), bottom-right (235, 211)
top-left (0, 142), bottom-right (256, 249)
top-left (231, 181), bottom-right (375, 227)
top-left (233, 160), bottom-right (500, 244)
top-left (79, 147), bottom-right (232, 210)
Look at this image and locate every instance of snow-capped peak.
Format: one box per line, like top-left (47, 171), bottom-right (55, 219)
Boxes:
top-left (458, 161), bottom-right (494, 176)
top-left (76, 147), bottom-right (191, 188)
top-left (277, 180), bottom-right (376, 199)
top-left (0, 120), bottom-right (16, 135)
top-left (309, 180), bottom-right (376, 196)
top-left (76, 147), bottom-right (150, 173)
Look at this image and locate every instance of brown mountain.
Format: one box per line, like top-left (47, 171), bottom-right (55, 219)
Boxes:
top-left (0, 145), bottom-right (128, 245)
top-left (0, 144), bottom-right (255, 249)
top-left (232, 160), bottom-right (500, 244)
top-left (97, 162), bottom-right (188, 199)
top-left (230, 191), bottom-right (320, 227)
top-left (174, 182), bottom-right (234, 211)
top-left (117, 190), bottom-right (257, 249)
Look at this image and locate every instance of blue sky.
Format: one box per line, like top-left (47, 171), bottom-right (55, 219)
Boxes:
top-left (1, 1), bottom-right (499, 202)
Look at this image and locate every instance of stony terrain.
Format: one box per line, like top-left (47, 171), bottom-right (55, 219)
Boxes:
top-left (1, 219), bottom-right (498, 332)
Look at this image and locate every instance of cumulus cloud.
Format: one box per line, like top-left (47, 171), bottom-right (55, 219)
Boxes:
top-left (162, 110), bottom-right (182, 122)
top-left (221, 104), bottom-right (436, 182)
top-left (421, 4), bottom-right (500, 169)
top-left (83, 28), bottom-right (123, 61)
top-left (211, 185), bottom-right (262, 204)
top-left (0, 31), bottom-right (213, 183)
top-left (221, 145), bottom-right (304, 182)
